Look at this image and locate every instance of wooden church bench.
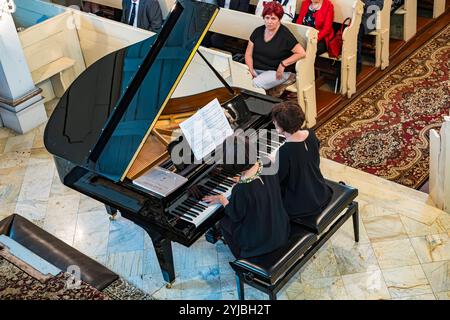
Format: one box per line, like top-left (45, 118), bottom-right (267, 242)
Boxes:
top-left (229, 180), bottom-right (359, 300)
top-left (318, 0), bottom-right (364, 98)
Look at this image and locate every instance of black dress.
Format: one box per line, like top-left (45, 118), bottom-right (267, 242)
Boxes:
top-left (220, 166), bottom-right (290, 259)
top-left (277, 129), bottom-right (332, 220)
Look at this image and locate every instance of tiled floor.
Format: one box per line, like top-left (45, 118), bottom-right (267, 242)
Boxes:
top-left (0, 100), bottom-right (449, 300)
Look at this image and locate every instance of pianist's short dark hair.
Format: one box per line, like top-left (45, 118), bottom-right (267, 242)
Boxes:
top-left (271, 101), bottom-right (305, 134)
top-left (221, 135), bottom-right (257, 174)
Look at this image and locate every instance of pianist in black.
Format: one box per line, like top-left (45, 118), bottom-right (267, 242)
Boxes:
top-left (202, 135), bottom-right (290, 259)
top-left (272, 101), bottom-right (333, 221)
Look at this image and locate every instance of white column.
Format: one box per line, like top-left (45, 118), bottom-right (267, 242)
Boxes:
top-left (429, 116), bottom-right (450, 213)
top-left (0, 7), bottom-right (47, 133)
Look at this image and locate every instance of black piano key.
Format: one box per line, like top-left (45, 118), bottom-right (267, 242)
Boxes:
top-left (180, 204), bottom-right (202, 215)
top-left (174, 208), bottom-right (197, 219)
top-left (185, 199), bottom-right (207, 210)
top-left (199, 185), bottom-right (219, 196)
top-left (211, 176), bottom-right (233, 186)
top-left (178, 205), bottom-right (200, 216)
top-left (171, 210), bottom-right (193, 221)
top-left (186, 198), bottom-right (207, 209)
top-left (205, 181), bottom-right (227, 193)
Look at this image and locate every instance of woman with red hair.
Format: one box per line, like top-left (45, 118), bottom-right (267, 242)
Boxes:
top-left (295, 0), bottom-right (334, 55)
top-left (245, 1), bottom-right (306, 96)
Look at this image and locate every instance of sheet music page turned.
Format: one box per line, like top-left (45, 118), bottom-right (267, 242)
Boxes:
top-left (133, 167), bottom-right (188, 196)
top-left (179, 98), bottom-right (234, 161)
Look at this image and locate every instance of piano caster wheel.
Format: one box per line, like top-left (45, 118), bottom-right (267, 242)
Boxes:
top-left (109, 213), bottom-right (118, 221)
top-left (166, 282), bottom-right (174, 289)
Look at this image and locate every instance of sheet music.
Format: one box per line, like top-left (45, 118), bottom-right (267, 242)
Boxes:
top-left (179, 98), bottom-right (233, 160)
top-left (133, 167), bottom-right (188, 196)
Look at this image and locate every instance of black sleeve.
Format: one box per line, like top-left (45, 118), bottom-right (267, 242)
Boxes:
top-left (284, 28), bottom-right (298, 51)
top-left (224, 186), bottom-right (249, 223)
top-left (148, 0), bottom-right (163, 33)
top-left (249, 27), bottom-right (260, 43)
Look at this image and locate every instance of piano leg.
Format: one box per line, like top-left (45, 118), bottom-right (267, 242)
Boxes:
top-left (105, 205), bottom-right (118, 221)
top-left (142, 226), bottom-right (176, 286)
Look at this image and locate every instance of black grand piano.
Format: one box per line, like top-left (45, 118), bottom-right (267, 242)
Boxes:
top-left (44, 0), bottom-right (284, 285)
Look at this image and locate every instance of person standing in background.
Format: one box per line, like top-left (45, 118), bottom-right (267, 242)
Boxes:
top-left (121, 0), bottom-right (163, 32)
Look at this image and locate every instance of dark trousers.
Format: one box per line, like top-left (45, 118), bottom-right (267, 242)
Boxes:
top-left (357, 24), bottom-right (364, 65)
top-left (317, 40), bottom-right (327, 56)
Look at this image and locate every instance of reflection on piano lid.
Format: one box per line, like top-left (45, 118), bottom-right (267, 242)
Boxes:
top-left (44, 0), bottom-right (219, 182)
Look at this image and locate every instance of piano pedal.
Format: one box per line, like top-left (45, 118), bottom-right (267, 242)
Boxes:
top-left (205, 225), bottom-right (222, 244)
top-left (109, 213), bottom-right (118, 221)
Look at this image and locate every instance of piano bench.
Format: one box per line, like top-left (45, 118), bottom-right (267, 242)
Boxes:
top-left (229, 181), bottom-right (359, 300)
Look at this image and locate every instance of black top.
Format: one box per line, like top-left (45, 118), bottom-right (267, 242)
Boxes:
top-left (303, 8), bottom-right (316, 28)
top-left (224, 167), bottom-right (290, 258)
top-left (277, 129), bottom-right (332, 219)
top-left (249, 25), bottom-right (298, 73)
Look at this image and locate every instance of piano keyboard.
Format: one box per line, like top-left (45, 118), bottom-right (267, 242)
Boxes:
top-left (168, 130), bottom-right (286, 227)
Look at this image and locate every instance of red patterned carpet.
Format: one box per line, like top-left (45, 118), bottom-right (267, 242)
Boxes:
top-left (316, 25), bottom-right (450, 189)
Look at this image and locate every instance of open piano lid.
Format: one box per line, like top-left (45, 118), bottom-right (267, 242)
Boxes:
top-left (44, 0), bottom-right (219, 182)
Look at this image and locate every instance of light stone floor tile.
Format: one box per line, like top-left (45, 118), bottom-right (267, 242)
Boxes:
top-left (3, 131), bottom-right (35, 153)
top-left (75, 210), bottom-right (110, 235)
top-left (359, 201), bottom-right (400, 220)
top-left (43, 213), bottom-right (78, 245)
top-left (107, 218), bottom-right (144, 254)
top-left (280, 276), bottom-right (349, 300)
top-left (435, 291), bottom-right (450, 300)
top-left (15, 199), bottom-right (48, 224)
top-left (0, 137), bottom-right (6, 154)
top-left (410, 233), bottom-right (450, 263)
top-left (49, 172), bottom-right (79, 197)
top-left (0, 202), bottom-right (16, 220)
top-left (142, 273), bottom-right (166, 295)
top-left (28, 148), bottom-right (52, 165)
top-left (0, 151), bottom-right (30, 170)
top-left (400, 213), bottom-right (450, 237)
top-left (143, 248), bottom-right (165, 275)
top-left (300, 243), bottom-right (341, 281)
top-left (78, 195), bottom-right (106, 214)
top-left (421, 261), bottom-right (450, 293)
top-left (172, 239), bottom-right (219, 271)
top-left (31, 124), bottom-right (46, 150)
top-left (372, 239), bottom-right (420, 270)
top-left (106, 250), bottom-right (144, 278)
top-left (364, 214), bottom-right (408, 242)
top-left (333, 243), bottom-right (379, 275)
top-left (392, 294), bottom-right (436, 300)
top-left (17, 162), bottom-right (54, 201)
top-left (73, 230), bottom-right (109, 257)
top-left (342, 270), bottom-right (391, 300)
top-left (330, 216), bottom-right (370, 247)
top-left (46, 194), bottom-right (80, 217)
top-left (0, 128), bottom-right (13, 139)
top-left (0, 167), bottom-right (26, 204)
top-left (382, 265), bottom-right (433, 299)
top-left (178, 265), bottom-right (222, 298)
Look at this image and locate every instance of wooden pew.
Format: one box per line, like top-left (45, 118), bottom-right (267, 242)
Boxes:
top-left (390, 0), bottom-right (416, 41)
top-left (430, 115), bottom-right (450, 214)
top-left (69, 8), bottom-right (152, 67)
top-left (318, 0), bottom-right (364, 98)
top-left (210, 8), bottom-right (319, 127)
top-left (367, 0), bottom-right (392, 70)
top-left (18, 10), bottom-right (86, 102)
top-left (432, 0), bottom-right (446, 18)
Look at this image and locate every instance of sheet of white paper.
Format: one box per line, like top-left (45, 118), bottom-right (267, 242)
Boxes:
top-left (179, 98), bottom-right (233, 161)
top-left (133, 167), bottom-right (188, 196)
